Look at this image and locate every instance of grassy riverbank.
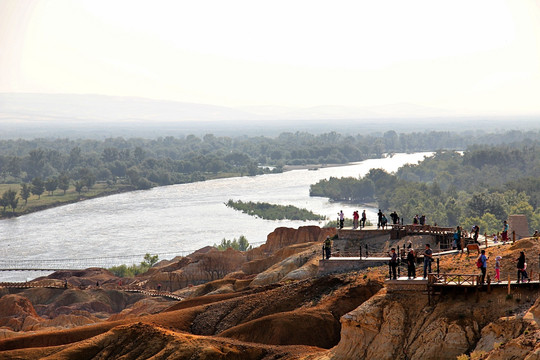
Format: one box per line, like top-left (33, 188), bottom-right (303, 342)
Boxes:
top-left (0, 172), bottom-right (255, 220)
top-left (0, 183), bottom-right (134, 219)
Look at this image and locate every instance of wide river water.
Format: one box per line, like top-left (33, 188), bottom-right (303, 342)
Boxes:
top-left (0, 152), bottom-right (431, 281)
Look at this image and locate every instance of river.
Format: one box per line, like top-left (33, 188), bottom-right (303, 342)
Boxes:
top-left (0, 152), bottom-right (432, 281)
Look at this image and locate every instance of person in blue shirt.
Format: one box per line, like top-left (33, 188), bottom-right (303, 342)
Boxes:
top-left (478, 249), bottom-right (488, 284)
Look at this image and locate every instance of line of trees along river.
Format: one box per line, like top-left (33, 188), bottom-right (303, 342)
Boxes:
top-left (1, 129), bottom-right (539, 219)
top-left (1, 130), bottom-right (538, 190)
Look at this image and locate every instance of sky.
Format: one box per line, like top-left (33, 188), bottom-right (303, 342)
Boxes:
top-left (1, 0), bottom-right (540, 116)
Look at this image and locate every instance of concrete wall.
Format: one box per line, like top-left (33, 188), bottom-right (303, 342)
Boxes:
top-left (318, 258), bottom-right (386, 275)
top-left (333, 229), bottom-right (445, 256)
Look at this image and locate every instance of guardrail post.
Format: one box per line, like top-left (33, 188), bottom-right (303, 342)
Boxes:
top-left (436, 258), bottom-right (440, 275)
top-left (508, 275), bottom-right (511, 295)
top-left (397, 249), bottom-right (401, 278)
top-left (365, 244), bottom-right (368, 257)
top-left (512, 231), bottom-right (515, 244)
top-left (484, 232), bottom-right (488, 248)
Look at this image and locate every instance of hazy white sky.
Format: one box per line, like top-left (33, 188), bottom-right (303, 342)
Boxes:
top-left (1, 0), bottom-right (539, 115)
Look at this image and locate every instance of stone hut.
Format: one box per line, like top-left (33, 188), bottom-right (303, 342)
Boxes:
top-left (508, 214), bottom-right (529, 239)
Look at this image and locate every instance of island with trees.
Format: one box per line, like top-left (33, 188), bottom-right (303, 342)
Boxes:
top-left (225, 199), bottom-right (325, 221)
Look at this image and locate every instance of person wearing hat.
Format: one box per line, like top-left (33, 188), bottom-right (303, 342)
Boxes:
top-left (323, 236), bottom-right (332, 260)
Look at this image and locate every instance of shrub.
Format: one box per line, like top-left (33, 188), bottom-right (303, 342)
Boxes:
top-left (108, 253), bottom-right (158, 277)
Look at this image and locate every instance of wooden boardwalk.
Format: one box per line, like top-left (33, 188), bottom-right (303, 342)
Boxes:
top-left (385, 273), bottom-right (540, 305)
top-left (0, 282), bottom-right (183, 301)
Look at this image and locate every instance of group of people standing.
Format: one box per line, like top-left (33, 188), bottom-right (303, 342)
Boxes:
top-left (476, 250), bottom-right (529, 284)
top-left (412, 214), bottom-right (426, 226)
top-left (341, 209), bottom-right (433, 230)
top-left (388, 243), bottom-right (433, 280)
top-left (349, 210), bottom-right (366, 229)
top-left (378, 209), bottom-right (400, 229)
top-left (452, 220), bottom-right (511, 252)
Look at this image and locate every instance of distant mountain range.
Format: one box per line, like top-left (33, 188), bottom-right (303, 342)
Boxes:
top-left (0, 93), bottom-right (538, 139)
top-left (0, 93), bottom-right (455, 124)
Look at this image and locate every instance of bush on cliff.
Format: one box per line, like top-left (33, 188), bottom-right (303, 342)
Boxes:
top-left (109, 253), bottom-right (159, 277)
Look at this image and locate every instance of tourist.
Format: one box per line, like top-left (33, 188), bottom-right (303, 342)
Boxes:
top-left (452, 229), bottom-right (459, 250)
top-left (324, 236), bottom-right (332, 260)
top-left (389, 248), bottom-right (398, 280)
top-left (390, 211), bottom-right (399, 225)
top-left (502, 220), bottom-right (509, 244)
top-left (533, 230), bottom-right (539, 239)
top-left (522, 262), bottom-right (530, 282)
top-left (407, 239), bottom-right (412, 249)
top-left (420, 214), bottom-right (426, 226)
top-left (423, 243), bottom-right (433, 279)
top-left (413, 215), bottom-right (419, 226)
top-left (472, 225), bottom-right (480, 245)
top-left (492, 233), bottom-right (498, 243)
top-left (477, 249), bottom-right (488, 284)
top-left (353, 210), bottom-right (359, 229)
top-left (407, 248), bottom-right (416, 279)
top-left (517, 251), bottom-right (527, 283)
top-left (338, 210), bottom-right (344, 229)
top-left (361, 210), bottom-right (367, 228)
top-left (377, 209), bottom-right (383, 229)
top-left (381, 213), bottom-right (388, 229)
top-left (157, 283), bottom-right (162, 291)
top-left (495, 256), bottom-right (501, 283)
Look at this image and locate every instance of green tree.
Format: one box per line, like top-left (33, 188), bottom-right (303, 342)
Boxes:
top-left (78, 168), bottom-right (96, 189)
top-left (109, 254), bottom-right (159, 277)
top-left (530, 210), bottom-right (540, 235)
top-left (58, 174), bottom-right (70, 195)
top-left (237, 235), bottom-right (250, 251)
top-left (126, 166), bottom-right (141, 186)
top-left (45, 177), bottom-right (58, 196)
top-left (142, 253), bottom-right (159, 267)
top-left (68, 147), bottom-right (82, 169)
top-left (5, 188), bottom-right (18, 214)
top-left (20, 183), bottom-right (31, 205)
top-left (0, 192), bottom-right (7, 212)
top-left (27, 149), bottom-right (45, 179)
top-left (508, 200), bottom-right (534, 221)
top-left (460, 212), bottom-right (500, 236)
top-left (31, 177), bottom-right (45, 199)
top-left (134, 146), bottom-right (145, 162)
top-left (74, 180), bottom-right (85, 195)
top-left (214, 236), bottom-right (250, 251)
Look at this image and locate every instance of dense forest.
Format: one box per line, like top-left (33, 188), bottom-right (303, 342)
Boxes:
top-left (1, 130), bottom-right (538, 187)
top-left (1, 129), bottom-right (539, 219)
top-left (310, 140), bottom-right (540, 234)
